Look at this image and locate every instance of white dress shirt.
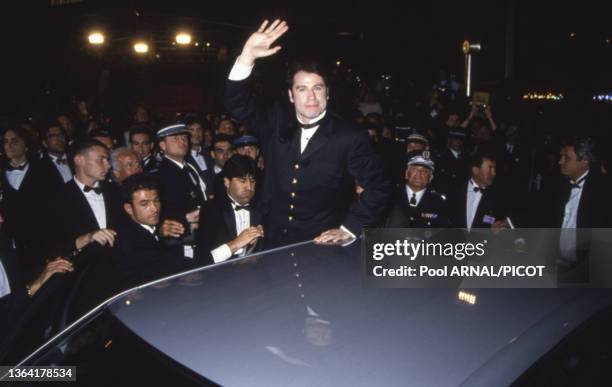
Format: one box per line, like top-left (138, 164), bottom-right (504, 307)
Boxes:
top-left (0, 260), bottom-right (10, 298)
top-left (211, 196), bottom-right (252, 263)
top-left (74, 177), bottom-right (107, 229)
top-left (405, 185), bottom-right (426, 207)
top-left (466, 179), bottom-right (484, 230)
top-left (214, 165), bottom-right (223, 175)
top-left (49, 153), bottom-right (72, 183)
top-left (164, 156), bottom-right (207, 200)
top-left (560, 171), bottom-right (589, 260)
top-left (5, 162), bottom-right (29, 190)
top-left (140, 224), bottom-right (158, 241)
top-left (190, 148), bottom-right (208, 172)
top-left (450, 148), bottom-right (461, 159)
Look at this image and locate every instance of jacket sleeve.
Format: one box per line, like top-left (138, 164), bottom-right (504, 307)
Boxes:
top-left (343, 130), bottom-right (392, 236)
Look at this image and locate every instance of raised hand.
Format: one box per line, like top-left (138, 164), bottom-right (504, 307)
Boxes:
top-left (238, 19), bottom-right (289, 67)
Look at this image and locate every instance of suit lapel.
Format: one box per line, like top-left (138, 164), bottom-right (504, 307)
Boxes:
top-left (221, 196), bottom-right (238, 239)
top-left (70, 180), bottom-right (100, 230)
top-left (299, 118), bottom-right (331, 161)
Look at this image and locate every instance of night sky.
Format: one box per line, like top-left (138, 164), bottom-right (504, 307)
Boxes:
top-left (0, 1), bottom-right (610, 118)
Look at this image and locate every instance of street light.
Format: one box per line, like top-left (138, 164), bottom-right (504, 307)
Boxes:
top-left (462, 40), bottom-right (481, 98)
top-left (88, 32), bottom-right (105, 45)
top-left (175, 33), bottom-right (192, 45)
top-left (134, 42), bottom-right (149, 54)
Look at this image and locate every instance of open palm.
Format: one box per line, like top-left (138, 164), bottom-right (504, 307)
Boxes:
top-left (241, 19), bottom-right (289, 63)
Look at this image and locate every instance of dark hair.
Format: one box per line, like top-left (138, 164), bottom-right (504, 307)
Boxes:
top-left (42, 121), bottom-right (67, 139)
top-left (222, 154), bottom-right (258, 179)
top-left (129, 126), bottom-right (154, 143)
top-left (212, 133), bottom-right (234, 148)
top-left (67, 138), bottom-right (107, 171)
top-left (89, 129), bottom-right (113, 140)
top-left (121, 173), bottom-right (160, 204)
top-left (2, 126), bottom-right (33, 161)
top-left (286, 59), bottom-right (329, 89)
top-left (470, 149), bottom-right (497, 168)
top-left (567, 136), bottom-right (597, 166)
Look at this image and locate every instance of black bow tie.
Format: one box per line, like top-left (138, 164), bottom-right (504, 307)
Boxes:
top-left (84, 185), bottom-right (103, 195)
top-left (55, 158), bottom-right (67, 165)
top-left (234, 204), bottom-right (251, 211)
top-left (473, 186), bottom-right (486, 193)
top-left (6, 163), bottom-right (27, 172)
top-left (300, 117), bottom-right (325, 129)
top-left (569, 177), bottom-right (586, 189)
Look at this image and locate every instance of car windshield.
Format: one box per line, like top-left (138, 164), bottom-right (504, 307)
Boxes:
top-left (8, 239), bottom-right (612, 387)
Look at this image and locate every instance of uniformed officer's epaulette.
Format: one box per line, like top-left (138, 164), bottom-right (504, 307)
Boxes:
top-left (429, 189), bottom-right (447, 201)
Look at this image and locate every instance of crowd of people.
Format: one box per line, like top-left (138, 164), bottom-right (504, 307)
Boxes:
top-left (1, 19), bottom-right (612, 360)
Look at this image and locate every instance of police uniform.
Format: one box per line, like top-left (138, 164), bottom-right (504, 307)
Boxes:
top-left (385, 153), bottom-right (450, 228)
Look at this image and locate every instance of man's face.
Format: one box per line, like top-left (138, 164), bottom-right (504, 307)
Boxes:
top-left (446, 114), bottom-right (460, 128)
top-left (94, 136), bottom-right (114, 150)
top-left (217, 120), bottom-right (236, 136)
top-left (472, 158), bottom-right (496, 187)
top-left (57, 115), bottom-right (72, 131)
top-left (188, 123), bottom-right (203, 146)
top-left (236, 145), bottom-right (259, 161)
top-left (125, 189), bottom-right (161, 227)
top-left (159, 134), bottom-right (189, 161)
top-left (405, 166), bottom-right (433, 192)
top-left (211, 141), bottom-right (233, 168)
top-left (113, 152), bottom-right (143, 184)
top-left (559, 145), bottom-right (589, 180)
top-left (77, 145), bottom-right (110, 182)
top-left (406, 141), bottom-right (426, 153)
top-left (44, 126), bottom-right (67, 155)
top-left (448, 137), bottom-right (464, 151)
top-left (3, 130), bottom-right (27, 161)
top-left (288, 71), bottom-right (328, 122)
top-left (131, 133), bottom-right (153, 159)
top-left (224, 175), bottom-right (256, 205)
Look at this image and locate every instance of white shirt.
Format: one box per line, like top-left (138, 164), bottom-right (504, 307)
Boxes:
top-left (449, 148), bottom-right (461, 159)
top-left (211, 196), bottom-right (252, 263)
top-left (562, 170), bottom-right (588, 229)
top-left (190, 148), bottom-right (208, 172)
top-left (140, 224), bottom-right (158, 241)
top-left (466, 179), bottom-right (484, 230)
top-left (0, 259), bottom-right (10, 298)
top-left (5, 162), bottom-right (29, 190)
top-left (214, 165), bottom-right (222, 175)
top-left (405, 185), bottom-right (426, 207)
top-left (74, 177), bottom-right (107, 229)
top-left (164, 156), bottom-right (207, 201)
top-left (49, 153), bottom-right (72, 183)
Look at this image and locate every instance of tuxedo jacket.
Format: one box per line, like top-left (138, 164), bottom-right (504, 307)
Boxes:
top-left (194, 193), bottom-right (263, 265)
top-left (45, 179), bottom-right (121, 259)
top-left (38, 153), bottom-right (71, 194)
top-left (549, 171), bottom-right (612, 228)
top-left (0, 247), bottom-right (29, 334)
top-left (385, 187), bottom-right (450, 228)
top-left (225, 77), bottom-right (391, 244)
top-left (448, 179), bottom-right (506, 229)
top-left (0, 160), bottom-right (53, 278)
top-left (114, 219), bottom-right (187, 289)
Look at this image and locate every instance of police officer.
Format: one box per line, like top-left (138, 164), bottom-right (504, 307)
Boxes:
top-left (385, 151), bottom-right (449, 228)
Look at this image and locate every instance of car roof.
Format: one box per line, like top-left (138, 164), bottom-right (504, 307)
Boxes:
top-left (109, 241), bottom-right (612, 387)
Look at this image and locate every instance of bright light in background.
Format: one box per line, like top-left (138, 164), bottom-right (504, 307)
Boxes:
top-left (175, 33), bottom-right (192, 45)
top-left (205, 42), bottom-right (211, 47)
top-left (88, 32), bottom-right (104, 45)
top-left (133, 42), bottom-right (149, 54)
top-left (457, 291), bottom-right (477, 305)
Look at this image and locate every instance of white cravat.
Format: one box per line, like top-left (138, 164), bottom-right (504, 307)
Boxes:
top-left (298, 111), bottom-right (326, 154)
top-left (466, 179), bottom-right (483, 230)
top-left (74, 177), bottom-right (107, 229)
